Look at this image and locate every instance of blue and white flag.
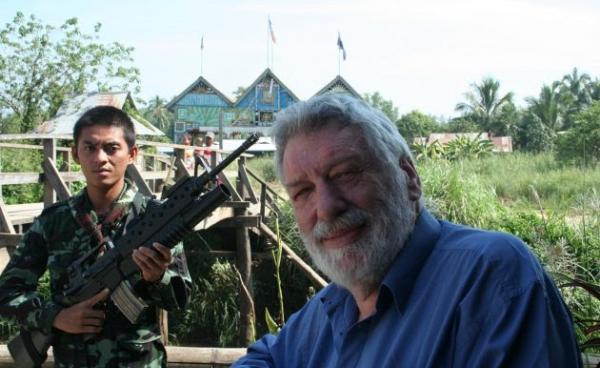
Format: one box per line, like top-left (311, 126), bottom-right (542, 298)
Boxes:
top-left (337, 32), bottom-right (346, 60)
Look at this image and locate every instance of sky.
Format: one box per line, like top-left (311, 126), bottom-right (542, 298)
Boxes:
top-left (2, 0), bottom-right (600, 120)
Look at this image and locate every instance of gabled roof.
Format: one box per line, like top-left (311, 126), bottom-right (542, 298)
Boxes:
top-left (314, 75), bottom-right (361, 98)
top-left (234, 68), bottom-right (300, 106)
top-left (166, 76), bottom-right (233, 111)
top-left (34, 91), bottom-right (164, 136)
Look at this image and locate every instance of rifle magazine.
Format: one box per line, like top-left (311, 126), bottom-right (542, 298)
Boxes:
top-left (111, 280), bottom-right (149, 324)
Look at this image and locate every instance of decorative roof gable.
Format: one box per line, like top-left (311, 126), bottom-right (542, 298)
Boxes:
top-left (166, 76), bottom-right (233, 110)
top-left (234, 68), bottom-right (299, 106)
top-left (314, 75), bottom-right (361, 98)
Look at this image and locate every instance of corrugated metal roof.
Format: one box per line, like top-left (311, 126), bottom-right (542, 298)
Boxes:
top-left (34, 92), bottom-right (164, 136)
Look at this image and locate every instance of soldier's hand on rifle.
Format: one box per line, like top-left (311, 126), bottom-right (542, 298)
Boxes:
top-left (53, 288), bottom-right (109, 334)
top-left (132, 243), bottom-right (172, 283)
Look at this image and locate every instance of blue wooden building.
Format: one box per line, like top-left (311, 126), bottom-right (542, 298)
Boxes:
top-left (166, 76), bottom-right (234, 143)
top-left (234, 68), bottom-right (299, 126)
top-left (167, 68), bottom-right (299, 141)
top-left (167, 70), bottom-right (362, 142)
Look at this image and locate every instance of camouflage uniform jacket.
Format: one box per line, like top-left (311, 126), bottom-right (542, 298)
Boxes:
top-left (0, 180), bottom-right (192, 367)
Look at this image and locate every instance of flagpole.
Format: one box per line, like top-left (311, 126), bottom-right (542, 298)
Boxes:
top-left (266, 20), bottom-right (270, 68)
top-left (200, 35), bottom-right (204, 76)
top-left (337, 31), bottom-right (341, 76)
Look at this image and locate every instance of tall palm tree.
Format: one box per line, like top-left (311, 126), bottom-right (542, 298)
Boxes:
top-left (143, 96), bottom-right (173, 133)
top-left (455, 77), bottom-right (514, 136)
top-left (561, 67), bottom-right (592, 107)
top-left (525, 82), bottom-right (564, 132)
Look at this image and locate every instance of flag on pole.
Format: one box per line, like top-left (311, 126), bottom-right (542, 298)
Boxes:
top-left (337, 32), bottom-right (347, 60)
top-left (201, 35), bottom-right (204, 50)
top-left (269, 78), bottom-right (274, 94)
top-left (268, 17), bottom-right (277, 44)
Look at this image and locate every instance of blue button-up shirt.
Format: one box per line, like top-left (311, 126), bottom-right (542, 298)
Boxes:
top-left (234, 210), bottom-right (582, 367)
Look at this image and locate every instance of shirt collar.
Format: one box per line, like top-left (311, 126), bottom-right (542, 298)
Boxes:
top-left (319, 208), bottom-right (441, 318)
top-left (380, 208), bottom-right (440, 314)
top-left (69, 178), bottom-right (137, 220)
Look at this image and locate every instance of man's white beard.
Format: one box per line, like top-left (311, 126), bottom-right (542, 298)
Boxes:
top-left (301, 170), bottom-right (418, 295)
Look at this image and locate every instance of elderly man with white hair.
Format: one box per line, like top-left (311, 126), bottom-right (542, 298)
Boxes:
top-left (233, 94), bottom-right (581, 368)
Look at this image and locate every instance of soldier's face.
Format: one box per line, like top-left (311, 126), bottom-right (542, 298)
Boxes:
top-left (72, 125), bottom-right (137, 193)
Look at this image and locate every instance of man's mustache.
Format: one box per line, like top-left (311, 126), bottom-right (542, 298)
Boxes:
top-left (312, 208), bottom-right (370, 244)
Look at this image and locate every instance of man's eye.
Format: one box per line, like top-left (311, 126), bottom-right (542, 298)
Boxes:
top-left (105, 145), bottom-right (119, 154)
top-left (332, 170), bottom-right (359, 182)
top-left (293, 188), bottom-right (311, 202)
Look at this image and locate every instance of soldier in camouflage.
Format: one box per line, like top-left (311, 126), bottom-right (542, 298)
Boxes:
top-left (0, 106), bottom-right (192, 367)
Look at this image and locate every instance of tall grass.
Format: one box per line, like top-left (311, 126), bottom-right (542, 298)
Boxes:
top-left (433, 152), bottom-right (600, 214)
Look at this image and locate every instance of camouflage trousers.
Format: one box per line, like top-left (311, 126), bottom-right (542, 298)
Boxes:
top-left (52, 338), bottom-right (166, 368)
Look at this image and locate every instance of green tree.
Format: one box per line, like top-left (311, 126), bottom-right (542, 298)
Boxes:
top-left (0, 113), bottom-right (20, 134)
top-left (514, 111), bottom-right (554, 153)
top-left (560, 68), bottom-right (593, 129)
top-left (561, 67), bottom-right (592, 107)
top-left (555, 101), bottom-right (600, 165)
top-left (455, 77), bottom-right (514, 136)
top-left (233, 86), bottom-right (247, 101)
top-left (142, 96), bottom-right (174, 134)
top-left (363, 92), bottom-right (399, 122)
top-left (493, 103), bottom-right (521, 137)
top-left (0, 12), bottom-right (140, 133)
top-left (525, 82), bottom-right (565, 132)
top-left (395, 110), bottom-right (440, 142)
top-left (590, 79), bottom-right (600, 101)
top-left (445, 117), bottom-right (479, 133)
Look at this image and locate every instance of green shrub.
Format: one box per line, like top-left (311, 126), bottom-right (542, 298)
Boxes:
top-left (169, 258), bottom-right (241, 347)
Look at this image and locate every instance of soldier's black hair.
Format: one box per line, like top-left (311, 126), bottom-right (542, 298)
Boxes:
top-left (73, 106), bottom-right (136, 148)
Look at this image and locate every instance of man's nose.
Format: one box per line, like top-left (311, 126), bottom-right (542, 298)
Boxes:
top-left (315, 181), bottom-right (347, 222)
top-left (94, 148), bottom-right (108, 162)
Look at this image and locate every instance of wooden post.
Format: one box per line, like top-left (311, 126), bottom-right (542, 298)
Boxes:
top-left (151, 156), bottom-right (158, 193)
top-left (174, 148), bottom-right (187, 180)
top-left (43, 139), bottom-right (56, 207)
top-left (0, 198), bottom-right (16, 271)
top-left (61, 150), bottom-right (71, 192)
top-left (235, 156), bottom-right (255, 345)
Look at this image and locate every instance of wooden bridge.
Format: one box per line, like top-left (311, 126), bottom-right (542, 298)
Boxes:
top-left (0, 133), bottom-right (327, 366)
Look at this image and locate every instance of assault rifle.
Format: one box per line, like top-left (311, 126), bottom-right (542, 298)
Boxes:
top-left (8, 134), bottom-right (259, 368)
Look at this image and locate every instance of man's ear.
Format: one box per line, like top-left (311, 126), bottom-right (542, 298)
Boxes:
top-left (399, 158), bottom-right (422, 201)
top-left (71, 145), bottom-right (80, 164)
top-left (128, 145), bottom-right (138, 163)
